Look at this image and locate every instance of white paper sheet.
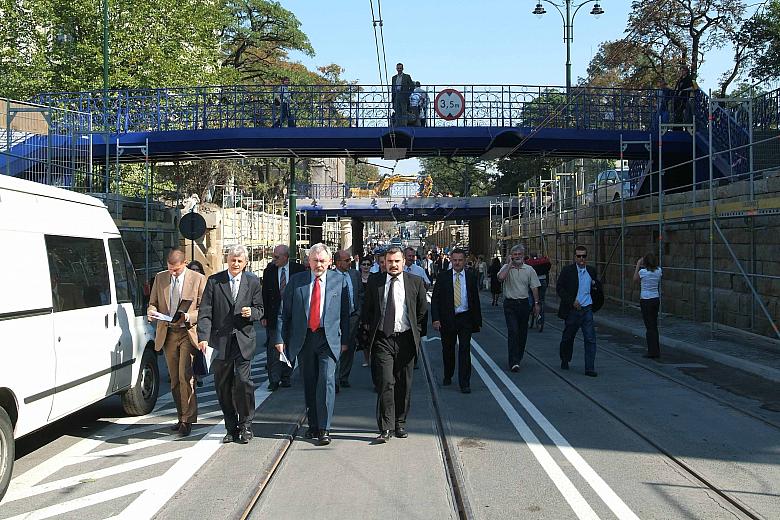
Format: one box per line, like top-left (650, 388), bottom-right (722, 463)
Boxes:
top-left (279, 350), bottom-right (293, 368)
top-left (149, 310), bottom-right (173, 322)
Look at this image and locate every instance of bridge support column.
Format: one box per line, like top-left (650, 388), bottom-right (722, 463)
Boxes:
top-left (469, 217), bottom-right (491, 257)
top-left (351, 218), bottom-right (364, 256)
top-left (308, 216), bottom-right (324, 246)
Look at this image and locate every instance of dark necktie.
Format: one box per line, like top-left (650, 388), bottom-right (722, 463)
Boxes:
top-left (280, 267), bottom-right (287, 293)
top-left (382, 276), bottom-right (398, 337)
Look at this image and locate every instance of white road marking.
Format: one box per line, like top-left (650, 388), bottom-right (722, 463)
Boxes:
top-left (470, 355), bottom-right (601, 520)
top-left (472, 340), bottom-right (641, 520)
top-left (2, 355), bottom-right (270, 519)
top-left (3, 448), bottom-right (193, 502)
top-left (2, 478), bottom-right (163, 520)
top-left (112, 386), bottom-right (272, 520)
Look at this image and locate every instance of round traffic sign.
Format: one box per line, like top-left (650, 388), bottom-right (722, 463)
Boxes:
top-left (434, 89), bottom-right (466, 120)
top-left (179, 212), bottom-right (207, 240)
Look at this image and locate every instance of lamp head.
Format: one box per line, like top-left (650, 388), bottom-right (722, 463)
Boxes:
top-left (533, 2), bottom-right (546, 16)
top-left (590, 3), bottom-right (604, 17)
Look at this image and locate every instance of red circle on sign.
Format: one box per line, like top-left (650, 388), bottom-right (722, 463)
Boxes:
top-left (434, 89), bottom-right (466, 120)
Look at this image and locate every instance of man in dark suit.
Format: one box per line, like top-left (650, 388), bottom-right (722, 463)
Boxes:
top-left (275, 243), bottom-right (350, 446)
top-left (262, 244), bottom-right (305, 391)
top-left (334, 249), bottom-right (364, 390)
top-left (197, 245), bottom-right (264, 444)
top-left (391, 62), bottom-right (414, 126)
top-left (556, 245), bottom-right (604, 377)
top-left (430, 248), bottom-right (482, 393)
top-left (361, 246), bottom-right (427, 443)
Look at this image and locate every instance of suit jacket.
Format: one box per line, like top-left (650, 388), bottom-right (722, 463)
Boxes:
top-left (341, 268), bottom-right (364, 317)
top-left (197, 270), bottom-right (264, 361)
top-left (391, 73), bottom-right (414, 101)
top-left (262, 261), bottom-right (305, 329)
top-left (361, 272), bottom-right (427, 351)
top-left (556, 263), bottom-right (604, 320)
top-left (430, 268), bottom-right (482, 332)
top-left (148, 267), bottom-right (206, 351)
top-left (274, 269), bottom-right (351, 360)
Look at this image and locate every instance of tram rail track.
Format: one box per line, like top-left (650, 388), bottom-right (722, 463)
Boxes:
top-left (237, 339), bottom-right (474, 520)
top-left (482, 316), bottom-right (767, 520)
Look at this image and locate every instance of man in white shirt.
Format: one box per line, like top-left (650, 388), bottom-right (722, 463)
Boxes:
top-left (403, 247), bottom-right (431, 288)
top-left (361, 247), bottom-right (427, 442)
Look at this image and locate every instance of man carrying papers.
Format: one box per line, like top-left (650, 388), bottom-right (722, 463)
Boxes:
top-left (148, 249), bottom-right (206, 437)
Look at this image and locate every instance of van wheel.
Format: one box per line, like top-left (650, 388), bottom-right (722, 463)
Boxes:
top-left (121, 348), bottom-right (159, 416)
top-left (0, 407), bottom-right (14, 502)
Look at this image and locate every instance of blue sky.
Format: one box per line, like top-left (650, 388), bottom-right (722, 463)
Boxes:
top-left (282, 0), bottom-right (740, 173)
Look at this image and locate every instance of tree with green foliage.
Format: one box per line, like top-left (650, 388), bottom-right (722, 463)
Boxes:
top-left (584, 0), bottom-right (755, 94)
top-left (419, 158), bottom-right (494, 197)
top-left (345, 160), bottom-right (380, 185)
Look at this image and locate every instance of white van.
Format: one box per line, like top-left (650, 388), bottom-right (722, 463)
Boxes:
top-left (0, 176), bottom-right (159, 501)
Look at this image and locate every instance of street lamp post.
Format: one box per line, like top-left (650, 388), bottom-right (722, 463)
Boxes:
top-left (532, 1), bottom-right (604, 94)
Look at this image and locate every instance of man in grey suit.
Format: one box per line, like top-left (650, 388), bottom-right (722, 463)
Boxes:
top-left (197, 245), bottom-right (263, 444)
top-left (275, 243), bottom-right (350, 446)
top-left (334, 249), bottom-right (364, 390)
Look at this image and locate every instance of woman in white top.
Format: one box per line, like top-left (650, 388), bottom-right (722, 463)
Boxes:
top-left (633, 253), bottom-right (662, 358)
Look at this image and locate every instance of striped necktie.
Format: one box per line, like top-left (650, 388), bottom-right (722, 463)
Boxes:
top-left (454, 272), bottom-right (462, 308)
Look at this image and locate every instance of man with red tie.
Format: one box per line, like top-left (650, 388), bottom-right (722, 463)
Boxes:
top-left (274, 243), bottom-right (350, 445)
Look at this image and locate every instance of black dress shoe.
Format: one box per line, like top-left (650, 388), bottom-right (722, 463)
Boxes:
top-left (394, 427), bottom-right (408, 438)
top-left (585, 370), bottom-right (598, 377)
top-left (642, 353), bottom-right (660, 359)
top-left (178, 422), bottom-right (192, 437)
top-left (280, 380), bottom-right (291, 388)
top-left (560, 361), bottom-right (569, 370)
top-left (442, 377), bottom-right (452, 386)
top-left (267, 381), bottom-right (280, 391)
top-left (461, 387), bottom-right (471, 394)
top-left (304, 427), bottom-right (319, 439)
top-left (318, 431), bottom-right (331, 446)
top-left (376, 430), bottom-right (391, 443)
top-left (510, 364), bottom-right (520, 372)
top-left (238, 427), bottom-right (253, 444)
top-left (340, 380), bottom-right (351, 388)
top-left (170, 421), bottom-right (182, 432)
top-left (222, 432), bottom-right (236, 444)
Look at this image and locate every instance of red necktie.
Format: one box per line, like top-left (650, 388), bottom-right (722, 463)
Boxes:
top-left (308, 277), bottom-right (321, 331)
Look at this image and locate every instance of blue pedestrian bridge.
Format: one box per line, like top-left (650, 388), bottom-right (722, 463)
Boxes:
top-left (32, 84), bottom-right (697, 162)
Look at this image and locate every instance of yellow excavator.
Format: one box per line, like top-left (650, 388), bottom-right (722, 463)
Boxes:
top-left (350, 175), bottom-right (433, 198)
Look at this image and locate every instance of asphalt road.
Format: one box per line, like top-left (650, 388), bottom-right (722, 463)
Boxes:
top-left (3, 294), bottom-right (778, 520)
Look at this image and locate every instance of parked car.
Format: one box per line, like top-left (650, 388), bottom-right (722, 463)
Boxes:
top-left (584, 169), bottom-right (632, 205)
top-left (0, 176), bottom-right (158, 501)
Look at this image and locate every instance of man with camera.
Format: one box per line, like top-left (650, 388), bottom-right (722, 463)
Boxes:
top-left (497, 244), bottom-right (541, 372)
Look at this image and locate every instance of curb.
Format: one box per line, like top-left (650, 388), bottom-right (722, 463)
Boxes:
top-left (596, 319), bottom-right (780, 384)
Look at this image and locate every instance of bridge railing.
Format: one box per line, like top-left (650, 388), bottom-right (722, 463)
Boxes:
top-left (297, 182), bottom-right (423, 200)
top-left (35, 84), bottom-right (660, 134)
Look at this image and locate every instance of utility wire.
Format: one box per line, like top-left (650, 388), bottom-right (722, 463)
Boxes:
top-left (369, 0), bottom-right (385, 86)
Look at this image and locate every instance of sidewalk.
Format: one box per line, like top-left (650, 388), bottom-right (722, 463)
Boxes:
top-left (535, 291), bottom-right (780, 383)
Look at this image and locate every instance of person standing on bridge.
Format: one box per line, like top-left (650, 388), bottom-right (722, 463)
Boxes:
top-left (498, 244), bottom-right (541, 372)
top-left (275, 244), bottom-right (350, 446)
top-left (556, 245), bottom-right (604, 377)
top-left (391, 63), bottom-right (413, 126)
top-left (431, 248), bottom-right (482, 393)
top-left (362, 246), bottom-right (428, 442)
top-left (273, 76), bottom-right (296, 128)
top-left (147, 249), bottom-right (206, 438)
top-left (197, 245), bottom-right (264, 444)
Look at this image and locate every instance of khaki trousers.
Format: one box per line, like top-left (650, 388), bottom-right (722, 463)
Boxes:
top-left (163, 328), bottom-right (198, 423)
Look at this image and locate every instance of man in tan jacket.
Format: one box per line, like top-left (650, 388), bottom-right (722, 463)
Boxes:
top-left (148, 249), bottom-right (206, 436)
